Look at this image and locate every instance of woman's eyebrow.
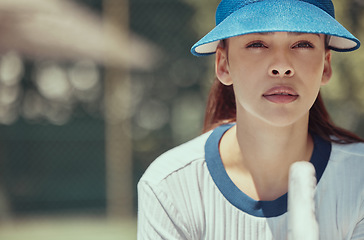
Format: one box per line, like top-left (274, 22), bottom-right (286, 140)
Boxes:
top-left (287, 32), bottom-right (322, 38)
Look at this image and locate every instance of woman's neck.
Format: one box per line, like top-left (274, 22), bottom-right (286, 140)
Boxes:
top-left (219, 112), bottom-right (314, 201)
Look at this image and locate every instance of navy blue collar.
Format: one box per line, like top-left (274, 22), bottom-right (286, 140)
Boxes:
top-left (205, 124), bottom-right (331, 218)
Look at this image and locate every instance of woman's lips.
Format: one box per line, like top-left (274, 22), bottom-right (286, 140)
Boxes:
top-left (263, 86), bottom-right (299, 104)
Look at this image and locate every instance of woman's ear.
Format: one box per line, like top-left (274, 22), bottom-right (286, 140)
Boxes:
top-left (321, 50), bottom-right (332, 86)
top-left (215, 45), bottom-right (233, 86)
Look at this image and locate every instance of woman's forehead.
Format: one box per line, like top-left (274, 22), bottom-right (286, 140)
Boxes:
top-left (235, 32), bottom-right (323, 38)
top-left (225, 32), bottom-right (324, 44)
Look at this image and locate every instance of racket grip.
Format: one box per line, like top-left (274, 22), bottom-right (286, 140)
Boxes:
top-left (287, 161), bottom-right (319, 240)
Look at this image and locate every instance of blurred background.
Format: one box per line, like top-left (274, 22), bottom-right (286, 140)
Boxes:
top-left (0, 0), bottom-right (363, 239)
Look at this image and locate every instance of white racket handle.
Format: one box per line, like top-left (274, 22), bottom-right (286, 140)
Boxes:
top-left (288, 161), bottom-right (319, 240)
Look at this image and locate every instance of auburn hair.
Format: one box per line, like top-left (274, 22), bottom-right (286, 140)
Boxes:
top-left (203, 78), bottom-right (364, 144)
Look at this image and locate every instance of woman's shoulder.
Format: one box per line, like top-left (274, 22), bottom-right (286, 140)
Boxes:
top-left (317, 142), bottom-right (364, 231)
top-left (139, 130), bottom-right (213, 186)
top-left (332, 141), bottom-right (364, 159)
top-left (327, 142), bottom-right (364, 182)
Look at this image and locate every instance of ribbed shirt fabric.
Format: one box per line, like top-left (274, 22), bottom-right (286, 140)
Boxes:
top-left (137, 124), bottom-right (364, 239)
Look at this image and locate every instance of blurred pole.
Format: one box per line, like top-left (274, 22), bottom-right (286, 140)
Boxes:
top-left (103, 0), bottom-right (133, 218)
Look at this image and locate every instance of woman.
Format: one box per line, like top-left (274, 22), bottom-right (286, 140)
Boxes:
top-left (137, 0), bottom-right (364, 239)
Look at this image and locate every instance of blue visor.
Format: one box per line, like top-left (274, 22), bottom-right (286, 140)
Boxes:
top-left (191, 0), bottom-right (360, 56)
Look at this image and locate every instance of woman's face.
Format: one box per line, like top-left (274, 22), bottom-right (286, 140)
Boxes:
top-left (215, 32), bottom-right (332, 127)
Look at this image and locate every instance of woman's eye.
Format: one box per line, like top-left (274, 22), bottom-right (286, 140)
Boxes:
top-left (247, 42), bottom-right (267, 48)
top-left (294, 41), bottom-right (314, 48)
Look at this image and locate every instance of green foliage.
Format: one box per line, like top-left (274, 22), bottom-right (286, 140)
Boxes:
top-left (322, 0), bottom-right (364, 135)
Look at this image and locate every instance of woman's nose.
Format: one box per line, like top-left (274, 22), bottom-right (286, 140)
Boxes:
top-left (270, 69), bottom-right (294, 77)
top-left (268, 52), bottom-right (295, 78)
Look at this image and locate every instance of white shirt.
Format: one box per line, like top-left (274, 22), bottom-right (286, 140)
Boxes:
top-left (137, 124), bottom-right (364, 239)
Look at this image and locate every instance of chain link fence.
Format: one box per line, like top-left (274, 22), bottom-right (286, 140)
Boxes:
top-left (0, 0), bottom-right (363, 236)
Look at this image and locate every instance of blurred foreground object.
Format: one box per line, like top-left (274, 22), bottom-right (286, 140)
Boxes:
top-left (288, 162), bottom-right (319, 240)
top-left (0, 0), bottom-right (157, 69)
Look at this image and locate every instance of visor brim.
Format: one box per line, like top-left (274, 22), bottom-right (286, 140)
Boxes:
top-left (191, 0), bottom-right (360, 56)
